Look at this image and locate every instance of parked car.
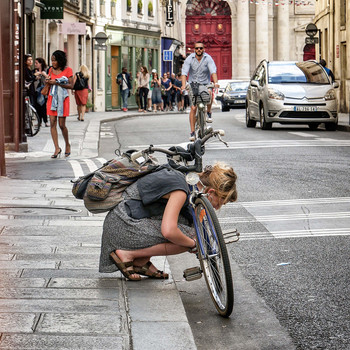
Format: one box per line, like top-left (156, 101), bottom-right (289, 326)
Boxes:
top-left (245, 60), bottom-right (339, 130)
top-left (220, 80), bottom-right (249, 111)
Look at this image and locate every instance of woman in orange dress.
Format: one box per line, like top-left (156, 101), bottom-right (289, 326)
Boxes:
top-left (46, 50), bottom-right (74, 158)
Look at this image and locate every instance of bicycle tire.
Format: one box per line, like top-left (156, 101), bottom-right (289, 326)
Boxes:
top-left (197, 108), bottom-right (206, 139)
top-left (195, 196), bottom-right (234, 317)
top-left (26, 105), bottom-right (41, 137)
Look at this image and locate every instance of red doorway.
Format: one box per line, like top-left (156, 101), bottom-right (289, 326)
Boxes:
top-left (185, 1), bottom-right (232, 80)
top-left (303, 44), bottom-right (315, 61)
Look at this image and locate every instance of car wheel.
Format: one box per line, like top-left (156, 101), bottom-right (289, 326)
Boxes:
top-left (246, 104), bottom-right (256, 128)
top-left (325, 122), bottom-right (337, 131)
top-left (308, 123), bottom-right (320, 131)
top-left (259, 104), bottom-right (272, 130)
top-left (221, 104), bottom-right (229, 112)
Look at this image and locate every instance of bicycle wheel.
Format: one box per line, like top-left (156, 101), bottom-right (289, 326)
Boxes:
top-left (26, 105), bottom-right (41, 137)
top-left (195, 196), bottom-right (234, 317)
top-left (196, 108), bottom-right (206, 139)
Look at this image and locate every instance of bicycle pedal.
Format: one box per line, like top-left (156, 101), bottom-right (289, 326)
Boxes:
top-left (183, 267), bottom-right (202, 281)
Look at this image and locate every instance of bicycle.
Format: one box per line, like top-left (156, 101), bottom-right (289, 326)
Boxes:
top-left (24, 95), bottom-right (40, 137)
top-left (129, 129), bottom-right (240, 317)
top-left (189, 82), bottom-right (214, 140)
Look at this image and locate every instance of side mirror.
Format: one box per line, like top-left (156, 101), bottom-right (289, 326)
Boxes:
top-left (250, 80), bottom-right (259, 88)
top-left (333, 81), bottom-right (339, 88)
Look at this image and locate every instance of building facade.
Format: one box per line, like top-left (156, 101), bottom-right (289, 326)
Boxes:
top-left (314, 0), bottom-right (349, 112)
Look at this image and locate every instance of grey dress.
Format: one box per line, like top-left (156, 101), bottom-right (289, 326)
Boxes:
top-left (99, 181), bottom-right (193, 273)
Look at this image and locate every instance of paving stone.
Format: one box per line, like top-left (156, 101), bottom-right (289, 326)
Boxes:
top-left (0, 278), bottom-right (48, 288)
top-left (0, 254), bottom-right (14, 260)
top-left (0, 287), bottom-right (118, 300)
top-left (37, 313), bottom-right (122, 335)
top-left (0, 299), bottom-right (120, 313)
top-left (2, 225), bottom-right (100, 236)
top-left (0, 260), bottom-right (57, 270)
top-left (15, 253), bottom-right (100, 261)
top-left (0, 334), bottom-right (127, 350)
top-left (0, 313), bottom-right (37, 333)
top-left (128, 289), bottom-right (188, 322)
top-left (132, 321), bottom-right (196, 350)
top-left (0, 236), bottom-right (101, 246)
top-left (48, 277), bottom-right (120, 289)
top-left (21, 268), bottom-right (117, 279)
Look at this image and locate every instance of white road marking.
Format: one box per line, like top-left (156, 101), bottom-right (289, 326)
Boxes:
top-left (288, 132), bottom-right (320, 138)
top-left (95, 157), bottom-right (107, 166)
top-left (83, 158), bottom-right (99, 172)
top-left (68, 160), bottom-right (84, 178)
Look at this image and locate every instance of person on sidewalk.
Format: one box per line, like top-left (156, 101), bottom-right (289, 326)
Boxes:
top-left (99, 163), bottom-right (237, 281)
top-left (33, 57), bottom-right (49, 127)
top-left (133, 72), bottom-right (141, 110)
top-left (73, 64), bottom-right (90, 121)
top-left (151, 71), bottom-right (162, 112)
top-left (117, 67), bottom-right (132, 112)
top-left (138, 66), bottom-right (150, 113)
top-left (46, 50), bottom-right (73, 159)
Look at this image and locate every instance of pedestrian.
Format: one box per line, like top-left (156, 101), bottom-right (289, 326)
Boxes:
top-left (99, 162), bottom-right (238, 281)
top-left (161, 72), bottom-right (172, 111)
top-left (46, 50), bottom-right (73, 159)
top-left (33, 57), bottom-right (49, 127)
top-left (182, 82), bottom-right (190, 112)
top-left (133, 72), bottom-right (141, 110)
top-left (181, 41), bottom-right (219, 140)
top-left (24, 54), bottom-right (36, 105)
top-left (147, 70), bottom-right (154, 112)
top-left (138, 66), bottom-right (149, 113)
top-left (173, 73), bottom-right (183, 111)
top-left (150, 71), bottom-right (162, 112)
top-left (170, 72), bottom-right (176, 110)
top-left (73, 64), bottom-right (90, 121)
top-left (320, 59), bottom-right (335, 83)
top-left (116, 66), bottom-right (132, 112)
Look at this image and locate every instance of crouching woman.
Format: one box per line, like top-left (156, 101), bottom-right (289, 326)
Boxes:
top-left (99, 163), bottom-right (237, 281)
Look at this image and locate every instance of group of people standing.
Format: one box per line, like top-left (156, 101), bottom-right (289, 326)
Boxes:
top-left (24, 50), bottom-right (90, 159)
top-left (117, 67), bottom-right (190, 113)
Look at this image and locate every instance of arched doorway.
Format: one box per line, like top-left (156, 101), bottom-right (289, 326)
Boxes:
top-left (303, 44), bottom-right (315, 61)
top-left (185, 0), bottom-right (232, 80)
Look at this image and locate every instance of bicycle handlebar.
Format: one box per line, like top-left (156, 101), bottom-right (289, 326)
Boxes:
top-left (130, 129), bottom-right (227, 173)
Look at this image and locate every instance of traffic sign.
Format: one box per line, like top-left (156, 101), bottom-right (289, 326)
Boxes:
top-left (305, 23), bottom-right (318, 37)
top-left (305, 37), bottom-right (319, 45)
top-left (163, 50), bottom-right (173, 61)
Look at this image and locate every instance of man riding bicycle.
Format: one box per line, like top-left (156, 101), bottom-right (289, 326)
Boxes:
top-left (181, 41), bottom-right (219, 141)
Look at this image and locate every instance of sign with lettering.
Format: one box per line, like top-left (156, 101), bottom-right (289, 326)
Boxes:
top-left (40, 0), bottom-right (64, 19)
top-left (61, 22), bottom-right (86, 35)
top-left (166, 0), bottom-right (174, 27)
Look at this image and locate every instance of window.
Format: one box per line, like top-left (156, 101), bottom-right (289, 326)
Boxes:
top-left (340, 0), bottom-right (346, 27)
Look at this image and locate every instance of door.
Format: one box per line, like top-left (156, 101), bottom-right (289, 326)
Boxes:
top-left (111, 46), bottom-right (120, 109)
top-left (185, 1), bottom-right (232, 80)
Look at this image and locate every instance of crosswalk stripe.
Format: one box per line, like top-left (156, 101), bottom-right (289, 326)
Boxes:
top-left (95, 158), bottom-right (107, 166)
top-left (68, 160), bottom-right (84, 178)
top-left (83, 158), bottom-right (99, 172)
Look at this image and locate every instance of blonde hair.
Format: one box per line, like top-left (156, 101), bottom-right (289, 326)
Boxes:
top-left (80, 64), bottom-right (90, 79)
top-left (199, 162), bottom-right (237, 204)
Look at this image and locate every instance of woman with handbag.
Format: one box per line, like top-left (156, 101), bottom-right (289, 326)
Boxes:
top-left (45, 50), bottom-right (74, 159)
top-left (73, 64), bottom-right (90, 121)
top-left (34, 57), bottom-right (49, 127)
top-left (161, 73), bottom-right (172, 111)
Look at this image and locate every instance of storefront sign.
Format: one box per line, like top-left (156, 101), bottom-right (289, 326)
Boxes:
top-left (40, 0), bottom-right (63, 19)
top-left (61, 22), bottom-right (86, 35)
top-left (166, 0), bottom-right (174, 27)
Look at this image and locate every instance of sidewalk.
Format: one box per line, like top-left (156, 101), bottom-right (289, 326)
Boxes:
top-left (0, 110), bottom-right (197, 350)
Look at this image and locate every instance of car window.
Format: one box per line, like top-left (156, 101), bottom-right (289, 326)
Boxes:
top-left (268, 62), bottom-right (329, 84)
top-left (230, 82), bottom-right (249, 91)
top-left (256, 66), bottom-right (266, 86)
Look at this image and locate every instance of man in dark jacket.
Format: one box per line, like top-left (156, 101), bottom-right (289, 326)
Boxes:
top-left (117, 67), bottom-right (132, 111)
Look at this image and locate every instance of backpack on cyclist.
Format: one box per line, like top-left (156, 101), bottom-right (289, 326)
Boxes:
top-left (71, 150), bottom-right (159, 214)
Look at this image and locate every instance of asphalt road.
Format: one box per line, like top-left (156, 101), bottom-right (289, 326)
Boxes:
top-left (100, 108), bottom-right (350, 350)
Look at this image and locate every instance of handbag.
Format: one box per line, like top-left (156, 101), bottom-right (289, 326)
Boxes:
top-left (73, 73), bottom-right (86, 90)
top-left (41, 69), bottom-right (51, 96)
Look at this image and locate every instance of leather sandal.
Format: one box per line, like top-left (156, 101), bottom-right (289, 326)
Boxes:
top-left (110, 251), bottom-right (141, 281)
top-left (134, 261), bottom-right (169, 279)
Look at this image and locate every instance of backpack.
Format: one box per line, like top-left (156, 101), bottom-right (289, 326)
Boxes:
top-left (71, 150), bottom-right (159, 214)
top-left (73, 73), bottom-right (87, 90)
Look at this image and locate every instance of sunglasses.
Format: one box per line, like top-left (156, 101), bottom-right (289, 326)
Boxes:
top-left (195, 47), bottom-right (204, 50)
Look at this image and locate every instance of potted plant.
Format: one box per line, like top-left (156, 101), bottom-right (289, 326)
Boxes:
top-left (111, 0), bottom-right (117, 17)
top-left (137, 0), bottom-right (143, 15)
top-left (148, 1), bottom-right (153, 17)
top-left (127, 0), bottom-right (131, 12)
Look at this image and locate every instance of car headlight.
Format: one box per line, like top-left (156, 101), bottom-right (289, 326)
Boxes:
top-left (324, 89), bottom-right (336, 100)
top-left (268, 88), bottom-right (285, 100)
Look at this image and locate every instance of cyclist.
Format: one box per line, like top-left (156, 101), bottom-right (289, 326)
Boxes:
top-left (181, 41), bottom-right (219, 141)
top-left (99, 162), bottom-right (237, 281)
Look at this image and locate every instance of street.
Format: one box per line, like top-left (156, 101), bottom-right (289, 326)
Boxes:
top-left (100, 109), bottom-right (350, 350)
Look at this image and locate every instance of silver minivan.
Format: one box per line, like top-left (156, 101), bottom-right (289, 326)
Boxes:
top-left (246, 60), bottom-right (339, 130)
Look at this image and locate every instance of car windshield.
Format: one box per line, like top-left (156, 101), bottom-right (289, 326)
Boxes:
top-left (229, 82), bottom-right (249, 91)
top-left (268, 62), bottom-right (330, 84)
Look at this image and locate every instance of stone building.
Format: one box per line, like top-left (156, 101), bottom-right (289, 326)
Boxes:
top-left (314, 0), bottom-right (349, 112)
top-left (180, 0), bottom-right (316, 80)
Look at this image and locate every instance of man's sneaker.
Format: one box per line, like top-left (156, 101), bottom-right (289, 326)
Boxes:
top-left (189, 132), bottom-right (195, 141)
top-left (206, 112), bottom-right (212, 123)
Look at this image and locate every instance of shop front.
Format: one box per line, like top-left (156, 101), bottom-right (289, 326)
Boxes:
top-left (105, 27), bottom-right (160, 110)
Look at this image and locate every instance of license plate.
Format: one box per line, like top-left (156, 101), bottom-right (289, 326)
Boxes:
top-left (234, 100), bottom-right (245, 104)
top-left (294, 106), bottom-right (317, 112)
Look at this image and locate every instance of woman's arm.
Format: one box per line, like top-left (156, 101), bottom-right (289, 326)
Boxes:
top-left (160, 190), bottom-right (195, 248)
